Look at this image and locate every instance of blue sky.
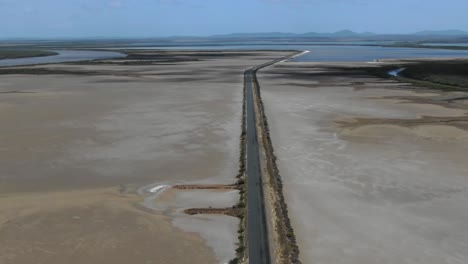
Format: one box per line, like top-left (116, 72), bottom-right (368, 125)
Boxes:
top-left (0, 0), bottom-right (467, 38)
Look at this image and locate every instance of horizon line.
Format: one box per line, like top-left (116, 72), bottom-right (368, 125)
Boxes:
top-left (1, 29), bottom-right (468, 41)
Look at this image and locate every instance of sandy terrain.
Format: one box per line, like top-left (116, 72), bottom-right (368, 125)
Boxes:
top-left (0, 50), bottom-right (290, 264)
top-left (140, 186), bottom-right (240, 263)
top-left (0, 187), bottom-right (216, 264)
top-left (258, 62), bottom-right (468, 264)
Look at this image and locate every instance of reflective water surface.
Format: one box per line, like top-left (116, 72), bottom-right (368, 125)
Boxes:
top-left (113, 43), bottom-right (468, 62)
top-left (0, 50), bottom-right (125, 67)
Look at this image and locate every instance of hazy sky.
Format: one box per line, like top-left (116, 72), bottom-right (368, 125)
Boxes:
top-left (1, 0), bottom-right (467, 38)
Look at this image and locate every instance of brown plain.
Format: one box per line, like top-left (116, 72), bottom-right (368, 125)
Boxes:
top-left (258, 62), bottom-right (468, 264)
top-left (0, 51), bottom-right (291, 264)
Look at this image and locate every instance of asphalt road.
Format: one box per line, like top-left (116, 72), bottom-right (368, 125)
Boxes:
top-left (245, 52), bottom-right (302, 264)
top-left (245, 67), bottom-right (271, 264)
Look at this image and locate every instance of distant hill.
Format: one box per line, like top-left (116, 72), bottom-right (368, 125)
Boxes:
top-left (330, 30), bottom-right (375, 37)
top-left (211, 30), bottom-right (376, 39)
top-left (209, 29), bottom-right (468, 39)
top-left (211, 32), bottom-right (297, 38)
top-left (413, 30), bottom-right (468, 36)
top-left (198, 30), bottom-right (468, 43)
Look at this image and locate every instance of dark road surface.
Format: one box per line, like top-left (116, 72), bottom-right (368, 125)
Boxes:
top-left (245, 52), bottom-right (300, 264)
top-left (245, 67), bottom-right (271, 264)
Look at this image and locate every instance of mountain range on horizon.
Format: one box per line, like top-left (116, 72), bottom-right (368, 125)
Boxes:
top-left (208, 29), bottom-right (468, 39)
top-left (2, 29), bottom-right (468, 41)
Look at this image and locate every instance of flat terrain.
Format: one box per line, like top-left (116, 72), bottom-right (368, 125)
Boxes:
top-left (0, 49), bottom-right (57, 59)
top-left (400, 60), bottom-right (468, 90)
top-left (258, 62), bottom-right (468, 264)
top-left (0, 50), bottom-right (290, 264)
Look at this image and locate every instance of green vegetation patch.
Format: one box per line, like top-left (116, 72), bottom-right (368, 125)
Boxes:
top-left (0, 49), bottom-right (58, 60)
top-left (400, 61), bottom-right (468, 90)
top-left (360, 60), bottom-right (468, 91)
top-left (386, 43), bottom-right (468, 51)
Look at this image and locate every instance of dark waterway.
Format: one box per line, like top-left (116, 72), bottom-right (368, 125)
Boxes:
top-left (114, 42), bottom-right (468, 62)
top-left (422, 43), bottom-right (468, 47)
top-left (292, 45), bottom-right (468, 62)
top-left (0, 50), bottom-right (126, 67)
top-left (2, 44), bottom-right (468, 65)
top-left (388, 68), bottom-right (406, 77)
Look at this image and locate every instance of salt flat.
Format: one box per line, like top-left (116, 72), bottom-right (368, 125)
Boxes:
top-left (258, 62), bottom-right (468, 264)
top-left (0, 50), bottom-right (290, 264)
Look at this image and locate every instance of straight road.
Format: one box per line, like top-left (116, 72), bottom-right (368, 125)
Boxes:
top-left (245, 67), bottom-right (271, 264)
top-left (244, 51), bottom-right (304, 264)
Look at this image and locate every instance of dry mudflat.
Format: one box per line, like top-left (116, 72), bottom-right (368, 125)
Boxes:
top-left (258, 61), bottom-right (468, 264)
top-left (0, 50), bottom-right (290, 264)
